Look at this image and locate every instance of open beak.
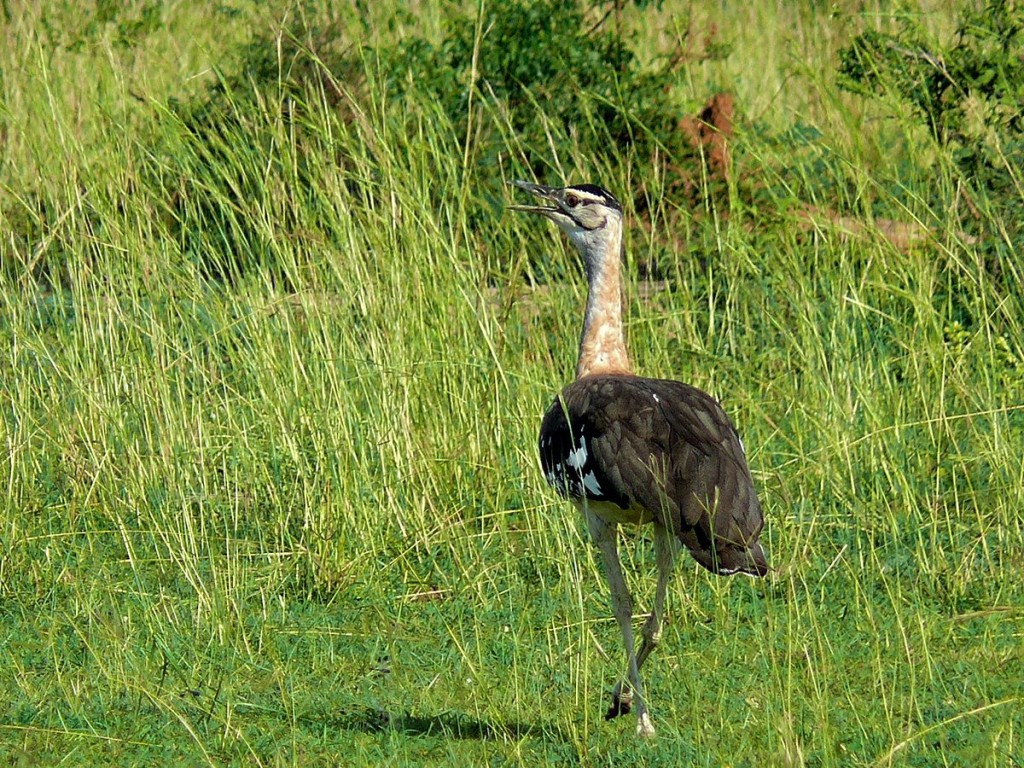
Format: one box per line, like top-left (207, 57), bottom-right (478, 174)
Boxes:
top-left (508, 180), bottom-right (562, 216)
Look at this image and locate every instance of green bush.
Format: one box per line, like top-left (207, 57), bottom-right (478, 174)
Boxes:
top-left (154, 0), bottom-right (724, 282)
top-left (380, 0), bottom-right (680, 167)
top-left (838, 1), bottom-right (1024, 256)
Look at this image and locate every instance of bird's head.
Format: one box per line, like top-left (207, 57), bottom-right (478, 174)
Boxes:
top-left (510, 180), bottom-right (623, 267)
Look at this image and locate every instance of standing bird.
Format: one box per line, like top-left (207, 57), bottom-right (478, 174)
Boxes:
top-left (510, 180), bottom-right (768, 738)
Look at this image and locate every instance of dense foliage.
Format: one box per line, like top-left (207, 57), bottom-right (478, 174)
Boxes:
top-left (157, 0), bottom-right (727, 280)
top-left (839, 0), bottom-right (1024, 254)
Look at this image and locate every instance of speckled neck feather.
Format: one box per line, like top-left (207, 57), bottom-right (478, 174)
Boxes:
top-left (577, 216), bottom-right (631, 379)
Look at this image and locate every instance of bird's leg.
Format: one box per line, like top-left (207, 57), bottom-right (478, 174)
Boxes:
top-left (608, 522), bottom-right (675, 723)
top-left (637, 522), bottom-right (675, 669)
top-left (585, 511), bottom-right (655, 738)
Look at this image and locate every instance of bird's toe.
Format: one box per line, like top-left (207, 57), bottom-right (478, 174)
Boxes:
top-left (604, 690), bottom-right (632, 720)
top-left (636, 712), bottom-right (656, 738)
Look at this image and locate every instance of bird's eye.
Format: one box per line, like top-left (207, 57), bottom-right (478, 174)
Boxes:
top-left (564, 193), bottom-right (580, 208)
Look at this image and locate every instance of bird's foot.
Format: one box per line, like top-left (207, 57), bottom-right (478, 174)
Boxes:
top-left (604, 687), bottom-right (632, 720)
top-left (635, 711), bottom-right (656, 738)
top-left (605, 685), bottom-right (655, 737)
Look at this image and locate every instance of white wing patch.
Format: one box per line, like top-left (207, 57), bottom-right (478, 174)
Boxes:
top-left (542, 429), bottom-right (613, 502)
top-left (566, 436), bottom-right (588, 470)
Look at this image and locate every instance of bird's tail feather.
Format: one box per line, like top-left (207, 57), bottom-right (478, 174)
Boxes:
top-left (713, 540), bottom-right (769, 577)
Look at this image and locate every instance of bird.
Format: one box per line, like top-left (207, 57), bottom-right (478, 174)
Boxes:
top-left (510, 180), bottom-right (768, 738)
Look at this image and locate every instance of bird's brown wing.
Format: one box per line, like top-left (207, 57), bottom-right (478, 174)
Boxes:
top-left (559, 374), bottom-right (768, 576)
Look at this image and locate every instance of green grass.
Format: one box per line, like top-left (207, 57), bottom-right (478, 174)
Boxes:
top-left (2, 1), bottom-right (1023, 765)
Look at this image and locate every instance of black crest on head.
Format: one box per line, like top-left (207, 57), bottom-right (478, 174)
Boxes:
top-left (569, 184), bottom-right (622, 211)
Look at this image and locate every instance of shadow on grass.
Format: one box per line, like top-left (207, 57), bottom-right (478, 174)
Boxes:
top-left (320, 704), bottom-right (567, 743)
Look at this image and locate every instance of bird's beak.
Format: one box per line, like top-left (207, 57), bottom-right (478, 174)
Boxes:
top-left (508, 180), bottom-right (562, 216)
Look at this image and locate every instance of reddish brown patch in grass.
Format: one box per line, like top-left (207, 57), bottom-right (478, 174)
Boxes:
top-left (679, 92), bottom-right (734, 185)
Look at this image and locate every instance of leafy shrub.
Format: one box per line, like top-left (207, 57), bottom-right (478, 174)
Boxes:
top-left (154, 0), bottom-right (727, 281)
top-left (838, 1), bottom-right (1024, 256)
top-left (381, 1), bottom-right (676, 165)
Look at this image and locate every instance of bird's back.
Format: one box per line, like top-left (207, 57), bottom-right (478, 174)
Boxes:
top-left (539, 374), bottom-right (768, 576)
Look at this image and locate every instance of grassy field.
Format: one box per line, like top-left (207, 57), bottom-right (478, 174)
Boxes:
top-left (2, 1), bottom-right (1023, 765)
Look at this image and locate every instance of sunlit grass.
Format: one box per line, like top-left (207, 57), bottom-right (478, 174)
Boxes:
top-left (1, 1), bottom-right (1022, 766)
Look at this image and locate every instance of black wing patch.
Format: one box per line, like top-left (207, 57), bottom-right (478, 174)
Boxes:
top-left (538, 395), bottom-right (629, 509)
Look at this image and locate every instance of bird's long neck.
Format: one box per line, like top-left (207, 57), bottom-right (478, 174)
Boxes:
top-left (576, 219), bottom-right (631, 379)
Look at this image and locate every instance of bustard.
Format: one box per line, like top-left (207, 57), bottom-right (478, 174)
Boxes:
top-left (511, 180), bottom-right (768, 738)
